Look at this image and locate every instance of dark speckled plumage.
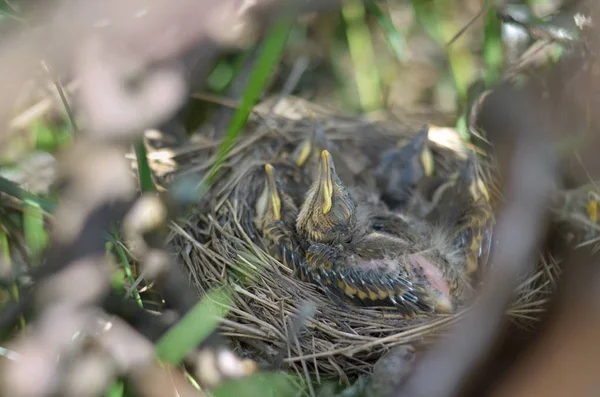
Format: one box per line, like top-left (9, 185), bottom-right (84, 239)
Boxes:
top-left (297, 150), bottom-right (455, 314)
top-left (254, 164), bottom-right (305, 276)
top-left (246, 127), bottom-right (489, 315)
top-left (407, 153), bottom-right (495, 275)
top-left (303, 236), bottom-right (453, 315)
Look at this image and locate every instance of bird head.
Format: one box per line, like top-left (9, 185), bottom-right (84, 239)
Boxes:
top-left (293, 113), bottom-right (329, 168)
top-left (255, 164), bottom-right (298, 230)
top-left (296, 150), bottom-right (356, 243)
top-left (406, 152), bottom-right (493, 242)
top-left (440, 152), bottom-right (489, 204)
top-left (376, 124), bottom-right (434, 209)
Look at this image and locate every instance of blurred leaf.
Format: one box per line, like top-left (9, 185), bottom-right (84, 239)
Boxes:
top-left (31, 119), bottom-right (72, 152)
top-left (0, 228), bottom-right (24, 330)
top-left (135, 141), bottom-right (156, 192)
top-left (483, 4), bottom-right (504, 86)
top-left (330, 44), bottom-right (360, 111)
top-left (206, 17), bottom-right (293, 185)
top-left (0, 1), bottom-right (21, 21)
top-left (447, 49), bottom-right (477, 102)
top-left (342, 0), bottom-right (384, 112)
top-left (414, 0), bottom-right (479, 104)
top-left (208, 61), bottom-right (235, 93)
top-left (412, 0), bottom-right (442, 44)
top-left (211, 373), bottom-right (297, 397)
top-left (0, 176), bottom-right (56, 213)
top-left (104, 380), bottom-right (125, 397)
top-left (111, 269), bottom-right (126, 292)
top-left (0, 227), bottom-right (10, 265)
top-left (31, 120), bottom-right (55, 151)
top-left (367, 2), bottom-right (408, 62)
top-left (155, 287), bottom-right (233, 364)
top-left (23, 199), bottom-right (47, 257)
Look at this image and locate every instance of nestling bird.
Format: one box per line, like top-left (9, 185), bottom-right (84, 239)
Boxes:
top-left (296, 149), bottom-right (357, 244)
top-left (406, 153), bottom-right (494, 276)
top-left (292, 114), bottom-right (330, 172)
top-left (235, 156), bottom-right (308, 238)
top-left (454, 159), bottom-right (494, 276)
top-left (304, 233), bottom-right (455, 314)
top-left (297, 150), bottom-right (457, 314)
top-left (291, 114), bottom-right (362, 187)
top-left (375, 125), bottom-right (435, 210)
top-left (254, 163), bottom-right (305, 275)
top-left (550, 183), bottom-right (600, 243)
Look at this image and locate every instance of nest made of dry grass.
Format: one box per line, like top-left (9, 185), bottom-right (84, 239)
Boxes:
top-left (165, 97), bottom-right (558, 380)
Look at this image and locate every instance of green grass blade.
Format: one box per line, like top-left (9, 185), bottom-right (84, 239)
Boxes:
top-left (106, 241), bottom-right (126, 293)
top-left (482, 3), bottom-right (504, 86)
top-left (135, 140), bottom-right (156, 193)
top-left (23, 199), bottom-right (48, 257)
top-left (111, 238), bottom-right (143, 308)
top-left (206, 17), bottom-right (293, 186)
top-left (0, 176), bottom-right (56, 213)
top-left (0, 228), bottom-right (26, 330)
top-left (155, 287), bottom-right (233, 364)
top-left (412, 0), bottom-right (442, 44)
top-left (342, 0), bottom-right (384, 112)
top-left (367, 2), bottom-right (408, 62)
top-left (211, 373), bottom-right (297, 397)
top-left (0, 227), bottom-right (10, 265)
top-left (413, 0), bottom-right (480, 103)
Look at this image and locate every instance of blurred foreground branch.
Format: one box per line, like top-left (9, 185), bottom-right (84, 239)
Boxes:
top-left (0, 0), bottom-right (344, 395)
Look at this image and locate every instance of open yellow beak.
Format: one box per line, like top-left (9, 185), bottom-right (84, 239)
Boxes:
top-left (320, 150), bottom-right (333, 214)
top-left (264, 164), bottom-right (281, 220)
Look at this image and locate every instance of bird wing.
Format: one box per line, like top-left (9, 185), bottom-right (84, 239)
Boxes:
top-left (454, 198), bottom-right (495, 275)
top-left (262, 220), bottom-right (304, 276)
top-left (304, 242), bottom-right (435, 315)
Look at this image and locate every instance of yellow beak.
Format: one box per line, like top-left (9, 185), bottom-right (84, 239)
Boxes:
top-left (265, 164), bottom-right (281, 220)
top-left (296, 140), bottom-right (312, 167)
top-left (296, 114), bottom-right (318, 167)
top-left (421, 146), bottom-right (435, 177)
top-left (320, 150), bottom-right (333, 214)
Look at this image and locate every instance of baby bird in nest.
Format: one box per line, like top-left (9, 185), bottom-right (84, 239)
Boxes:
top-left (297, 150), bottom-right (457, 314)
top-left (235, 158), bottom-right (306, 238)
top-left (290, 114), bottom-right (366, 187)
top-left (291, 115), bottom-right (330, 173)
top-left (254, 164), bottom-right (305, 276)
top-left (406, 153), bottom-right (494, 276)
top-left (375, 125), bottom-right (435, 210)
top-left (296, 149), bottom-right (357, 244)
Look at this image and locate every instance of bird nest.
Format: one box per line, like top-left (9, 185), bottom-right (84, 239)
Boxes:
top-left (166, 98), bottom-right (557, 380)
